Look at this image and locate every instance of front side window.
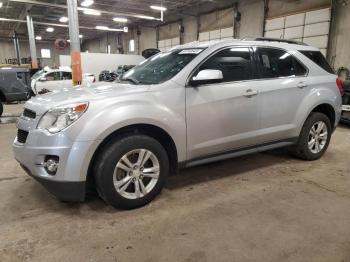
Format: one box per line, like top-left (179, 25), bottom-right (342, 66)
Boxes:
top-left (197, 47), bottom-right (253, 82)
top-left (120, 48), bottom-right (204, 85)
top-left (256, 48), bottom-right (307, 78)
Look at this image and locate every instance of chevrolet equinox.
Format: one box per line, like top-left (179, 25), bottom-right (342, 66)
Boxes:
top-left (13, 39), bottom-right (342, 209)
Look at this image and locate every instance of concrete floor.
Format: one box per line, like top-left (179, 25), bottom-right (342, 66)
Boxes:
top-left (1, 104), bottom-right (350, 262)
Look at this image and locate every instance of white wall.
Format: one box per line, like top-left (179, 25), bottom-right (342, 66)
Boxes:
top-left (0, 39), bottom-right (69, 67)
top-left (59, 52), bottom-right (144, 78)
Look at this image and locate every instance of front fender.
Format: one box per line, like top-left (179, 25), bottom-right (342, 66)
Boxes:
top-left (63, 97), bottom-right (186, 181)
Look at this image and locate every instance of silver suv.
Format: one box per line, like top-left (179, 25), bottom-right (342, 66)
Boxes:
top-left (13, 39), bottom-right (342, 209)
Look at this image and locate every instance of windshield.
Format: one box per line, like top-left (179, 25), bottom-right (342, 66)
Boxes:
top-left (32, 69), bottom-right (45, 80)
top-left (120, 48), bottom-right (204, 85)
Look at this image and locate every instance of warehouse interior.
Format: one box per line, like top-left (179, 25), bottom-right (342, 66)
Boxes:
top-left (1, 0), bottom-right (350, 261)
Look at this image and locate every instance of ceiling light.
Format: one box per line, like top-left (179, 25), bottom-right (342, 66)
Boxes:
top-left (0, 2), bottom-right (3, 8)
top-left (150, 5), bottom-right (167, 11)
top-left (46, 27), bottom-right (54, 32)
top-left (81, 0), bottom-right (93, 7)
top-left (113, 17), bottom-right (128, 23)
top-left (83, 9), bottom-right (101, 15)
top-left (96, 26), bottom-right (109, 30)
top-left (59, 16), bottom-right (68, 23)
top-left (35, 36), bottom-right (42, 40)
top-left (95, 26), bottom-right (124, 32)
top-left (136, 15), bottom-right (156, 20)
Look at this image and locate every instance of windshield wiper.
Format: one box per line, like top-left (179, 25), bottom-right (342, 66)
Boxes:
top-left (121, 77), bottom-right (139, 85)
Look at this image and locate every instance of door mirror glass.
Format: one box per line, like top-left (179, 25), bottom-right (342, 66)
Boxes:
top-left (191, 69), bottom-right (223, 85)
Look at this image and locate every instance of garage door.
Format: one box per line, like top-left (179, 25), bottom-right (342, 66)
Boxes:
top-left (158, 37), bottom-right (180, 52)
top-left (264, 8), bottom-right (330, 56)
top-left (198, 27), bottom-right (234, 42)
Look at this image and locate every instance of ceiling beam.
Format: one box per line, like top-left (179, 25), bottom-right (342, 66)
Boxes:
top-left (9, 3), bottom-right (32, 36)
top-left (8, 0), bottom-right (162, 21)
top-left (0, 18), bottom-right (126, 32)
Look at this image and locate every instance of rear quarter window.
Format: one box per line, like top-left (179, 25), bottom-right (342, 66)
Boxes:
top-left (299, 50), bottom-right (334, 74)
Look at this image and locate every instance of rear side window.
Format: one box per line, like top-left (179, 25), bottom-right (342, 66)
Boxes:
top-left (299, 50), bottom-right (334, 74)
top-left (256, 48), bottom-right (307, 78)
top-left (198, 47), bottom-right (253, 82)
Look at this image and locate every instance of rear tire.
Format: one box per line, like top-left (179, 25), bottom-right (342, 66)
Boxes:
top-left (94, 134), bottom-right (169, 209)
top-left (294, 112), bottom-right (332, 160)
top-left (0, 102), bottom-right (3, 117)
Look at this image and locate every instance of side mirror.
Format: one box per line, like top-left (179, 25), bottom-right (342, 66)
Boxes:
top-left (39, 77), bottom-right (47, 82)
top-left (191, 69), bottom-right (223, 86)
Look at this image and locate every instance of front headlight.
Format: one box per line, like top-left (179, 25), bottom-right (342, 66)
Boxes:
top-left (37, 102), bottom-right (89, 133)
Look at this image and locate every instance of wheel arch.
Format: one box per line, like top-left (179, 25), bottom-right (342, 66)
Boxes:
top-left (86, 124), bottom-right (179, 188)
top-left (0, 90), bottom-right (6, 102)
top-left (310, 103), bottom-right (336, 130)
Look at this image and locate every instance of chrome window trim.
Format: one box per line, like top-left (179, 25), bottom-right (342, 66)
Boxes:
top-left (186, 45), bottom-right (309, 88)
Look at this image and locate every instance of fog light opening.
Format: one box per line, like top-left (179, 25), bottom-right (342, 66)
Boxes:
top-left (44, 156), bottom-right (59, 175)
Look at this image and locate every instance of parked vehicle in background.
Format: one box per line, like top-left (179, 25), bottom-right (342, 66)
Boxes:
top-left (0, 67), bottom-right (31, 116)
top-left (98, 65), bottom-right (135, 82)
top-left (98, 70), bottom-right (110, 82)
top-left (31, 66), bottom-right (95, 95)
top-left (141, 48), bottom-right (160, 59)
top-left (340, 80), bottom-right (350, 123)
top-left (14, 38), bottom-right (342, 209)
top-left (116, 65), bottom-right (135, 77)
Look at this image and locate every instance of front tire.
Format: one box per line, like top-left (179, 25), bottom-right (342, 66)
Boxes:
top-left (94, 134), bottom-right (169, 209)
top-left (294, 112), bottom-right (332, 160)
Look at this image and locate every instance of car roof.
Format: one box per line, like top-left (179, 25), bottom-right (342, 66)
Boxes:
top-left (172, 38), bottom-right (319, 52)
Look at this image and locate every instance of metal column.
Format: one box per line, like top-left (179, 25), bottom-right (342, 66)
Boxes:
top-left (13, 31), bottom-right (21, 65)
top-left (26, 15), bottom-right (38, 69)
top-left (67, 0), bottom-right (82, 85)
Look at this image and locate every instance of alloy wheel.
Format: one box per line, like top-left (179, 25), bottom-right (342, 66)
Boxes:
top-left (308, 121), bottom-right (328, 154)
top-left (113, 149), bottom-right (160, 199)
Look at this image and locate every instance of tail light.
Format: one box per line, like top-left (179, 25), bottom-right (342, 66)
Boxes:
top-left (336, 78), bottom-right (344, 96)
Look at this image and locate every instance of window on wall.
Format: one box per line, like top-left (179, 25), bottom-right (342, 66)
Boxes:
top-left (198, 47), bottom-right (253, 82)
top-left (256, 48), bottom-right (307, 78)
top-left (41, 49), bottom-right (51, 58)
top-left (129, 39), bottom-right (135, 52)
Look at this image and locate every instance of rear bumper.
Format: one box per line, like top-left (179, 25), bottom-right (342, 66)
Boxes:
top-left (20, 164), bottom-right (85, 202)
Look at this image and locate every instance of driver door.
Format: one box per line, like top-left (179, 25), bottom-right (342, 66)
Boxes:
top-left (185, 47), bottom-right (260, 160)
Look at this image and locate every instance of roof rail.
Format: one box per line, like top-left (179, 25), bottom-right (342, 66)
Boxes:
top-left (253, 37), bottom-right (308, 46)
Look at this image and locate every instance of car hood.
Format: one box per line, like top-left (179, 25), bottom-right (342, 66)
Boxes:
top-left (24, 82), bottom-right (149, 116)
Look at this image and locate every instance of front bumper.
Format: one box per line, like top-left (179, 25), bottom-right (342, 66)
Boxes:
top-left (13, 115), bottom-right (96, 202)
top-left (20, 164), bottom-right (85, 202)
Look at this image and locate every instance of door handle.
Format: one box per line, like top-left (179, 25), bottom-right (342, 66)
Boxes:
top-left (297, 82), bottom-right (308, 89)
top-left (244, 89), bottom-right (258, 98)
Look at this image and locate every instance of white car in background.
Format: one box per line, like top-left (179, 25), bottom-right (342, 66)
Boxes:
top-left (31, 66), bottom-right (95, 95)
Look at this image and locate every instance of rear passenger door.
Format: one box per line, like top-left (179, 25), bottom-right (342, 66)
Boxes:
top-left (254, 47), bottom-right (309, 144)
